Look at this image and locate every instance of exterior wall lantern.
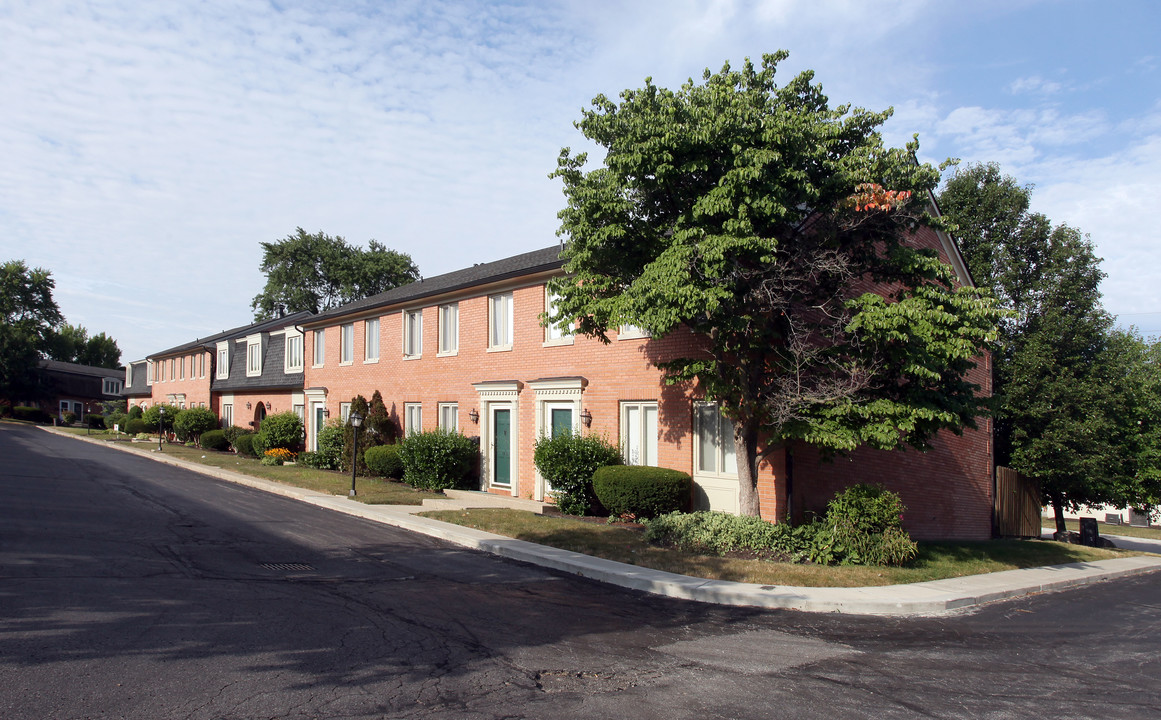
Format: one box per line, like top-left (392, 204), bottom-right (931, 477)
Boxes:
top-left (580, 408), bottom-right (593, 428)
top-left (468, 408), bottom-right (479, 424)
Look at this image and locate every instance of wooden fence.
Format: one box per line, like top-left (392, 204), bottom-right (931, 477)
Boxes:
top-left (995, 466), bottom-right (1042, 537)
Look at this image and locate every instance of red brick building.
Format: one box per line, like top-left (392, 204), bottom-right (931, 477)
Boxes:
top-left (302, 225), bottom-right (992, 540)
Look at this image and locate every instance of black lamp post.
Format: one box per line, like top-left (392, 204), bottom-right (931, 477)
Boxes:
top-left (348, 410), bottom-right (363, 497)
top-left (158, 406), bottom-right (165, 452)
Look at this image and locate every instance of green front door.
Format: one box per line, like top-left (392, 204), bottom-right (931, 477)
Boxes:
top-left (493, 408), bottom-right (511, 487)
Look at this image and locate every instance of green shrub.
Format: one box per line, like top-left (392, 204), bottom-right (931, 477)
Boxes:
top-left (62, 411), bottom-right (77, 425)
top-left (128, 405), bottom-right (143, 420)
top-left (296, 451), bottom-right (327, 469)
top-left (340, 395), bottom-right (371, 474)
top-left (314, 420), bottom-right (345, 470)
top-left (398, 430), bottom-right (477, 491)
top-left (142, 404), bottom-right (179, 433)
top-left (200, 429), bottom-right (229, 451)
top-left (173, 407), bottom-right (219, 444)
top-left (643, 511), bottom-right (834, 564)
top-left (257, 411), bottom-right (303, 451)
top-left (592, 465), bottom-right (691, 519)
top-left (86, 414), bottom-right (106, 429)
top-left (125, 418), bottom-right (147, 435)
top-left (364, 444), bottom-right (404, 478)
top-left (233, 433), bottom-right (258, 458)
top-left (134, 432), bottom-right (151, 441)
top-left (533, 432), bottom-right (622, 516)
top-left (107, 411), bottom-right (129, 432)
top-left (823, 484), bottom-right (918, 566)
top-left (13, 406), bottom-right (50, 423)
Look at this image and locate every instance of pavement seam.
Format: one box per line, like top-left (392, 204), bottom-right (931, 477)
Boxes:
top-left (43, 428), bottom-right (1161, 616)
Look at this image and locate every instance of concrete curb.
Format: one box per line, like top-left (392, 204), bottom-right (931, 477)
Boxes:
top-left (47, 428), bottom-right (1161, 616)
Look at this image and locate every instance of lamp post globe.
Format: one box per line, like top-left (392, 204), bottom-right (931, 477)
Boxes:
top-left (348, 410), bottom-right (364, 497)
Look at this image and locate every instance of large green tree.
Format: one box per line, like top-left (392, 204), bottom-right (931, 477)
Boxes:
top-left (0, 260), bottom-right (63, 401)
top-left (251, 228), bottom-right (420, 320)
top-left (939, 163), bottom-right (1160, 532)
top-left (549, 53), bottom-right (1002, 518)
top-left (45, 322), bottom-right (122, 369)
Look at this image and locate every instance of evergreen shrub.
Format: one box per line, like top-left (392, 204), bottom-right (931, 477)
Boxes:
top-left (233, 433), bottom-right (258, 458)
top-left (87, 414), bottom-right (106, 429)
top-left (398, 430), bottom-right (477, 491)
top-left (823, 483), bottom-right (918, 566)
top-left (12, 406), bottom-right (51, 423)
top-left (592, 465), bottom-right (691, 518)
top-left (532, 432), bottom-right (622, 515)
top-left (173, 407), bottom-right (218, 444)
top-left (314, 420), bottom-right (345, 470)
top-left (127, 405), bottom-right (143, 420)
top-left (125, 418), bottom-right (147, 435)
top-left (257, 411), bottom-right (303, 451)
top-left (62, 411), bottom-right (77, 425)
top-left (364, 444), bottom-right (404, 479)
top-left (200, 429), bottom-right (229, 451)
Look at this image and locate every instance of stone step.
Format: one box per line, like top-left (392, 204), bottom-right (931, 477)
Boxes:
top-left (427, 489), bottom-right (552, 514)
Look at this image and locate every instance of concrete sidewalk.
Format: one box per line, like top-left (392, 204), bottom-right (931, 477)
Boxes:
top-left (48, 429), bottom-right (1161, 616)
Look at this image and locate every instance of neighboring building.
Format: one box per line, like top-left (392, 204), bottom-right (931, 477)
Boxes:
top-left (122, 360), bottom-right (152, 410)
top-left (32, 359), bottom-right (125, 420)
top-left (301, 229), bottom-right (993, 540)
top-left (143, 312), bottom-right (312, 431)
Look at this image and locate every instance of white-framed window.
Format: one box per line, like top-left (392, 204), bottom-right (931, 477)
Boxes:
top-left (403, 309), bottom-right (422, 358)
top-left (621, 401), bottom-right (658, 466)
top-left (489, 292), bottom-right (513, 350)
top-left (340, 402), bottom-right (351, 423)
top-left (438, 402), bottom-right (458, 432)
top-left (103, 378), bottom-right (122, 395)
top-left (199, 353), bottom-right (206, 378)
top-left (221, 403), bottom-right (233, 428)
top-left (438, 303), bottom-right (458, 355)
top-left (365, 318), bottom-right (380, 361)
top-left (146, 362), bottom-right (153, 385)
top-left (293, 404), bottom-right (305, 420)
top-left (285, 332), bottom-right (303, 372)
top-left (246, 337), bottom-right (262, 376)
top-left (544, 289), bottom-right (574, 345)
top-left (313, 329), bottom-right (325, 366)
top-left (216, 342), bottom-right (230, 379)
top-left (340, 323), bottom-right (354, 364)
top-left (178, 356), bottom-right (185, 380)
top-left (405, 403), bottom-right (423, 436)
top-left (125, 365), bottom-right (133, 388)
top-left (618, 324), bottom-right (652, 340)
top-left (695, 402), bottom-right (737, 476)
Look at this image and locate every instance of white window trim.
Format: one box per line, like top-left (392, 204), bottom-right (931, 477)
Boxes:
top-left (473, 380), bottom-right (522, 495)
top-left (312, 329), bottom-right (326, 367)
top-left (340, 402), bottom-right (351, 423)
top-left (285, 330), bottom-right (304, 373)
top-left (364, 317), bottom-right (380, 363)
top-left (543, 288), bottom-right (575, 347)
top-left (488, 292), bottom-right (514, 352)
top-left (403, 309), bottom-right (423, 359)
top-left (528, 377), bottom-right (585, 501)
top-left (693, 401), bottom-right (738, 479)
top-left (620, 400), bottom-right (659, 467)
top-left (339, 323), bottom-right (354, 366)
top-left (404, 402), bottom-right (423, 436)
top-left (438, 402), bottom-right (458, 432)
top-left (216, 341), bottom-right (230, 380)
top-left (618, 324), bottom-right (652, 340)
top-left (245, 333), bottom-right (263, 377)
top-left (437, 303), bottom-right (458, 357)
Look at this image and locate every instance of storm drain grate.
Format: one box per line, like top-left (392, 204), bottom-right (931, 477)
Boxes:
top-left (260, 562), bottom-right (315, 572)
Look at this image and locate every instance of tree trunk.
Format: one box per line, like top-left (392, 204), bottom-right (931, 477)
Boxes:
top-left (734, 418), bottom-right (761, 517)
top-left (1051, 491), bottom-right (1069, 540)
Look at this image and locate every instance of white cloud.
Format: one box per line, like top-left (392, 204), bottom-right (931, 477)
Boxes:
top-left (1008, 75), bottom-right (1064, 95)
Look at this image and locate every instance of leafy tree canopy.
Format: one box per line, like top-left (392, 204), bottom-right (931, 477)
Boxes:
top-left (550, 52), bottom-right (1002, 517)
top-left (251, 228), bottom-right (420, 320)
top-left (45, 323), bottom-right (122, 369)
top-left (0, 260), bottom-right (64, 401)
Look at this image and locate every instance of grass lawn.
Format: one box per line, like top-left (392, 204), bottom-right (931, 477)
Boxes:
top-left (1042, 516), bottom-right (1161, 541)
top-left (421, 508), bottom-right (1149, 587)
top-left (60, 429), bottom-right (441, 506)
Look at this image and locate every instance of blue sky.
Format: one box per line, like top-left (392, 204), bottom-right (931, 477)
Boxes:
top-left (2, 0), bottom-right (1159, 362)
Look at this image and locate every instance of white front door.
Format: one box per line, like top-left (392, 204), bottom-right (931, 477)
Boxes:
top-left (692, 402), bottom-right (739, 513)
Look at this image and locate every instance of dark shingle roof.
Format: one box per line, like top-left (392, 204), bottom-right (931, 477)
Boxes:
top-left (305, 245), bottom-right (563, 326)
top-left (148, 311), bottom-right (314, 359)
top-left (123, 360), bottom-right (151, 397)
top-left (211, 332), bottom-right (304, 392)
top-left (38, 359), bottom-right (123, 380)
top-left (37, 360), bottom-right (124, 399)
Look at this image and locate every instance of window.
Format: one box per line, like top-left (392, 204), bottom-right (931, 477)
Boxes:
top-left (403, 309), bottom-right (422, 358)
top-left (221, 403), bottom-right (233, 428)
top-left (489, 292), bottom-right (513, 350)
top-left (146, 362), bottom-right (153, 384)
top-left (169, 359), bottom-right (175, 379)
top-left (438, 303), bottom-right (458, 355)
top-left (405, 403), bottom-right (423, 436)
top-left (216, 342), bottom-right (230, 379)
top-left (178, 356), bottom-right (184, 380)
top-left (619, 324), bottom-right (652, 340)
top-left (340, 323), bottom-right (354, 364)
top-left (313, 329), bottom-right (325, 366)
top-left (695, 402), bottom-right (737, 476)
top-left (103, 378), bottom-right (122, 395)
top-left (365, 318), bottom-right (380, 361)
top-left (246, 338), bottom-right (262, 376)
top-left (340, 402), bottom-right (351, 423)
top-left (621, 401), bottom-right (658, 466)
top-left (438, 403), bottom-right (458, 432)
top-left (199, 353), bottom-right (205, 377)
top-left (293, 404), bottom-right (305, 420)
top-left (125, 365), bottom-right (133, 388)
top-left (285, 333), bottom-right (303, 372)
top-left (544, 290), bottom-right (574, 344)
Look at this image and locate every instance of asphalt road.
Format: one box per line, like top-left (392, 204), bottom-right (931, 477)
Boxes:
top-left (2, 423), bottom-right (1160, 719)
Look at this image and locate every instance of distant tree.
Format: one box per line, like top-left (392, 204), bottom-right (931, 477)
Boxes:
top-left (45, 323), bottom-right (122, 369)
top-left (366, 390), bottom-right (397, 446)
top-left (0, 260), bottom-right (63, 401)
top-left (251, 229), bottom-right (419, 320)
top-left (550, 52), bottom-right (1002, 518)
top-left (939, 163), bottom-right (1160, 532)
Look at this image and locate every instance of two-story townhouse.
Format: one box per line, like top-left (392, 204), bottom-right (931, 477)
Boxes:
top-left (208, 311), bottom-right (312, 431)
top-left (145, 339), bottom-right (215, 411)
top-left (302, 234), bottom-right (993, 541)
top-left (122, 359), bottom-right (151, 410)
top-left (32, 359), bottom-right (125, 420)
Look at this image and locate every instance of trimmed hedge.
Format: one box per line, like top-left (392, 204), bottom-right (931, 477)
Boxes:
top-left (62, 411), bottom-right (77, 425)
top-left (532, 432), bottom-right (622, 515)
top-left (125, 418), bottom-right (147, 435)
top-left (592, 465), bottom-right (691, 519)
top-left (364, 444), bottom-right (404, 479)
top-left (200, 429), bottom-right (229, 451)
top-left (12, 406), bottom-right (51, 423)
top-left (398, 430), bottom-right (477, 491)
top-left (87, 414), bottom-right (106, 429)
top-left (233, 433), bottom-right (258, 458)
top-left (257, 411), bottom-right (303, 451)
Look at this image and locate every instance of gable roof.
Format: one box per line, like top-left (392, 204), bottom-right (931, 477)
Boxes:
top-left (147, 311), bottom-right (314, 359)
top-left (304, 245), bottom-right (564, 327)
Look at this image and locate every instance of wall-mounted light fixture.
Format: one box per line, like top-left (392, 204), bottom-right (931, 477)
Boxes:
top-left (580, 408), bottom-right (592, 428)
top-left (468, 408), bottom-right (479, 424)
top-left (322, 408), bottom-right (331, 417)
top-left (265, 401), bottom-right (272, 411)
top-left (246, 402), bottom-right (252, 410)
